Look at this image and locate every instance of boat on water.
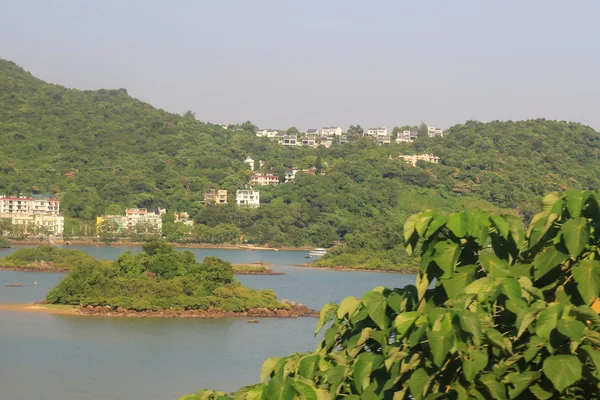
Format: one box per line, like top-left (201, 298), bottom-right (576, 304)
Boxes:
top-left (6, 283), bottom-right (23, 287)
top-left (306, 248), bottom-right (328, 258)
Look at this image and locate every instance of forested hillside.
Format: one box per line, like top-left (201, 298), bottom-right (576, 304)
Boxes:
top-left (1, 58), bottom-right (599, 270)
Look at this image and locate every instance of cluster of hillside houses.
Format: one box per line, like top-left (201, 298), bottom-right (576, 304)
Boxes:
top-left (255, 126), bottom-right (444, 148)
top-left (0, 195), bottom-right (65, 236)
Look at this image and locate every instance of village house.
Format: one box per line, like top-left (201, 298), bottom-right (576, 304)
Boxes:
top-left (284, 168), bottom-right (317, 183)
top-left (396, 130), bottom-right (419, 143)
top-left (301, 134), bottom-right (317, 148)
top-left (203, 189), bottom-right (228, 204)
top-left (282, 134), bottom-right (298, 146)
top-left (0, 195), bottom-right (64, 236)
top-left (319, 138), bottom-right (333, 148)
top-left (236, 190), bottom-right (260, 208)
top-left (339, 136), bottom-right (350, 145)
top-left (377, 135), bottom-right (391, 145)
top-left (305, 128), bottom-right (320, 136)
top-left (397, 154), bottom-right (441, 167)
top-left (366, 127), bottom-right (388, 137)
top-left (251, 173), bottom-right (280, 186)
top-left (256, 129), bottom-right (284, 138)
top-left (320, 126), bottom-right (343, 136)
top-left (96, 208), bottom-right (163, 234)
top-left (428, 126), bottom-right (444, 137)
top-left (244, 156), bottom-right (255, 171)
top-left (174, 211), bottom-right (194, 227)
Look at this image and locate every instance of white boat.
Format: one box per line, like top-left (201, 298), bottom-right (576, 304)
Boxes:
top-left (306, 248), bottom-right (328, 258)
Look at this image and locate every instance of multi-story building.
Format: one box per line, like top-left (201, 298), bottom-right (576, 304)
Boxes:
top-left (96, 208), bottom-right (163, 234)
top-left (251, 173), bottom-right (280, 186)
top-left (396, 131), bottom-right (418, 143)
top-left (428, 126), bottom-right (444, 137)
top-left (377, 135), bottom-right (391, 145)
top-left (0, 195), bottom-right (64, 236)
top-left (397, 154), bottom-right (441, 167)
top-left (320, 126), bottom-right (343, 136)
top-left (256, 129), bottom-right (285, 138)
top-left (204, 189), bottom-right (228, 204)
top-left (282, 135), bottom-right (298, 146)
top-left (236, 190), bottom-right (260, 208)
top-left (366, 127), bottom-right (388, 137)
top-left (301, 134), bottom-right (317, 147)
top-left (305, 128), bottom-right (320, 136)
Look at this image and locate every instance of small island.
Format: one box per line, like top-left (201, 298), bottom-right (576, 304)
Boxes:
top-left (0, 245), bottom-right (105, 272)
top-left (28, 242), bottom-right (313, 318)
top-left (231, 262), bottom-right (284, 275)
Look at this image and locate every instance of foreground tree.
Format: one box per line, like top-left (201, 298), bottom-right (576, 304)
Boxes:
top-left (183, 190), bottom-right (600, 399)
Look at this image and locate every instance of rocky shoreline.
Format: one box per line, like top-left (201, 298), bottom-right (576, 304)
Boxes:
top-left (78, 300), bottom-right (317, 319)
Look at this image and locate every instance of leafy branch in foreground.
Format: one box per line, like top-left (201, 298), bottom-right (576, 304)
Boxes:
top-left (183, 190), bottom-right (600, 399)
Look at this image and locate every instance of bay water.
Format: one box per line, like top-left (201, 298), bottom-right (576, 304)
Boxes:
top-left (0, 246), bottom-right (415, 400)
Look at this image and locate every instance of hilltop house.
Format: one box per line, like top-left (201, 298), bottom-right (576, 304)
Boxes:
top-left (244, 156), bottom-right (255, 171)
top-left (366, 127), bottom-right (388, 137)
top-left (174, 211), bottom-right (194, 227)
top-left (305, 128), bottom-right (320, 136)
top-left (396, 131), bottom-right (418, 143)
top-left (251, 173), bottom-right (280, 186)
top-left (256, 129), bottom-right (285, 138)
top-left (397, 154), bottom-right (441, 167)
top-left (320, 126), bottom-right (343, 136)
top-left (427, 126), bottom-right (444, 137)
top-left (203, 189), bottom-right (228, 204)
top-left (301, 134), bottom-right (317, 147)
top-left (282, 135), bottom-right (298, 146)
top-left (377, 135), bottom-right (391, 145)
top-left (236, 190), bottom-right (260, 208)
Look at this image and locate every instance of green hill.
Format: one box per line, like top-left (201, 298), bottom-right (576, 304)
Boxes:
top-left (1, 59), bottom-right (599, 270)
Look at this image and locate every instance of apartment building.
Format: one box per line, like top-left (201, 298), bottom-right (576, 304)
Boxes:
top-left (398, 154), bottom-right (441, 167)
top-left (251, 173), bottom-right (280, 186)
top-left (0, 195), bottom-right (64, 236)
top-left (236, 190), bottom-right (260, 208)
top-left (428, 126), bottom-right (444, 137)
top-left (366, 127), bottom-right (388, 137)
top-left (96, 208), bottom-right (163, 234)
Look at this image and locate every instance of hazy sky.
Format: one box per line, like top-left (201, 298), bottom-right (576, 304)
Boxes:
top-left (1, 0), bottom-right (599, 131)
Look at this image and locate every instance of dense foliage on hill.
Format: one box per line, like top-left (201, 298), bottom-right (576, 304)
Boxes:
top-left (0, 236), bottom-right (9, 248)
top-left (45, 242), bottom-right (282, 311)
top-left (0, 245), bottom-right (99, 270)
top-left (2, 59), bottom-right (599, 270)
top-left (184, 191), bottom-right (600, 399)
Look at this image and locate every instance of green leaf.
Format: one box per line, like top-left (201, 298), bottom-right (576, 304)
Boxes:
top-left (571, 259), bottom-right (600, 303)
top-left (336, 296), bottom-right (361, 320)
top-left (447, 211), bottom-right (467, 237)
top-left (542, 355), bottom-right (582, 392)
top-left (298, 354), bottom-right (320, 380)
top-left (490, 215), bottom-right (509, 239)
top-left (424, 214), bottom-right (448, 239)
top-left (479, 373), bottom-right (506, 400)
top-left (533, 246), bottom-right (569, 281)
top-left (516, 308), bottom-right (537, 339)
top-left (556, 319), bottom-right (585, 342)
top-left (561, 217), bottom-right (589, 259)
top-left (260, 357), bottom-right (280, 383)
top-left (486, 328), bottom-right (507, 352)
top-left (457, 310), bottom-right (482, 346)
top-left (565, 190), bottom-right (590, 219)
top-left (505, 214), bottom-right (525, 249)
top-left (441, 264), bottom-right (478, 298)
top-left (506, 371), bottom-right (541, 398)
top-left (480, 254), bottom-right (510, 278)
top-left (463, 349), bottom-right (488, 383)
top-left (433, 240), bottom-right (461, 278)
top-left (352, 353), bottom-right (384, 394)
top-left (408, 368), bottom-right (430, 400)
top-left (535, 307), bottom-right (559, 339)
top-left (394, 311), bottom-right (419, 337)
top-left (500, 277), bottom-right (522, 301)
top-left (580, 345), bottom-right (600, 378)
top-left (528, 381), bottom-right (554, 399)
top-left (403, 213), bottom-right (418, 243)
top-left (315, 303), bottom-right (337, 334)
top-left (293, 378), bottom-right (326, 400)
top-left (362, 290), bottom-right (388, 330)
top-left (427, 327), bottom-right (454, 367)
top-left (264, 375), bottom-right (296, 400)
top-left (414, 210), bottom-right (435, 236)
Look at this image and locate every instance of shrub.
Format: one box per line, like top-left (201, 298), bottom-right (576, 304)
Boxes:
top-left (184, 190), bottom-right (600, 399)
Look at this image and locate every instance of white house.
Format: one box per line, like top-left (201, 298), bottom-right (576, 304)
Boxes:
top-left (377, 135), bottom-right (391, 145)
top-left (320, 126), bottom-right (342, 136)
top-left (244, 156), bottom-right (255, 171)
top-left (396, 130), bottom-right (418, 143)
top-left (305, 128), bottom-right (320, 136)
top-left (236, 190), bottom-right (260, 208)
top-left (366, 127), bottom-right (388, 137)
top-left (282, 135), bottom-right (298, 146)
top-left (251, 173), bottom-right (279, 186)
top-left (427, 126), bottom-right (444, 137)
top-left (301, 135), bottom-right (317, 148)
top-left (256, 129), bottom-right (286, 138)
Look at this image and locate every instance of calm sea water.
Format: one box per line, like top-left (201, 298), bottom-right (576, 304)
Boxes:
top-left (0, 246), bottom-right (415, 400)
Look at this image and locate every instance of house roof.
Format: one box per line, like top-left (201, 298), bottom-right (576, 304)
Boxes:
top-left (306, 129), bottom-right (319, 133)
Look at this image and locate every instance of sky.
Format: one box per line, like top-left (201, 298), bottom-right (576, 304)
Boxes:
top-left (1, 0), bottom-right (599, 131)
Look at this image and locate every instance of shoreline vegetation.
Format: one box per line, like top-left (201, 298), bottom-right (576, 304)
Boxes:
top-left (0, 302), bottom-right (317, 319)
